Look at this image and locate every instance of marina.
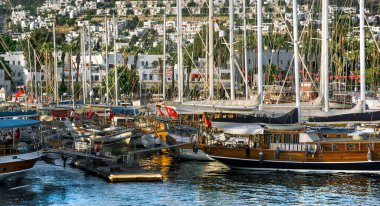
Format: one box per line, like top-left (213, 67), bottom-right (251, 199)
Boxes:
top-left (1, 0), bottom-right (380, 204)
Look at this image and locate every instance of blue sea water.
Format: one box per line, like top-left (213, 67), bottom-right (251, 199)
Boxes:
top-left (1, 155), bottom-right (380, 206)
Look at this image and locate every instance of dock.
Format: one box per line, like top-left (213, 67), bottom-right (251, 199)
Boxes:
top-left (72, 159), bottom-right (163, 183)
top-left (44, 148), bottom-right (163, 182)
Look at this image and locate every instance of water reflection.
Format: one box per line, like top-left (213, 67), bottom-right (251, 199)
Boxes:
top-left (1, 159), bottom-right (380, 205)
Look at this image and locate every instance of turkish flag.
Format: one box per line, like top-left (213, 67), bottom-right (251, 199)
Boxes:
top-left (157, 106), bottom-right (166, 117)
top-left (15, 89), bottom-right (23, 101)
top-left (164, 106), bottom-right (178, 118)
top-left (202, 113), bottom-right (212, 128)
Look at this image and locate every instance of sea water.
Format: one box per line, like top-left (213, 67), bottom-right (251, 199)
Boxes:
top-left (1, 155), bottom-right (380, 206)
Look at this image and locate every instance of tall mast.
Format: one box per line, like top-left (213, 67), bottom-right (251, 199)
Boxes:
top-left (27, 40), bottom-right (32, 96)
top-left (81, 27), bottom-right (86, 105)
top-left (33, 49), bottom-right (37, 102)
top-left (177, 0), bottom-right (183, 102)
top-left (257, 0), bottom-right (263, 108)
top-left (105, 16), bottom-right (109, 105)
top-left (208, 0), bottom-right (214, 99)
top-left (70, 48), bottom-right (75, 109)
top-left (53, 22), bottom-right (58, 105)
top-left (229, 0), bottom-right (235, 100)
top-left (360, 0), bottom-right (365, 112)
top-left (113, 14), bottom-right (119, 106)
top-left (293, 0), bottom-right (301, 122)
top-left (163, 13), bottom-right (166, 100)
top-left (88, 24), bottom-right (92, 105)
top-left (322, 0), bottom-right (329, 112)
top-left (243, 0), bottom-right (248, 100)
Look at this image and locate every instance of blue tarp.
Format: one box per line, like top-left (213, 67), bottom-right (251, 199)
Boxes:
top-left (111, 107), bottom-right (139, 115)
top-left (0, 119), bottom-right (40, 129)
top-left (0, 111), bottom-right (38, 118)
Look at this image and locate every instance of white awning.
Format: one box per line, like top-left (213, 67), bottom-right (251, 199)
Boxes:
top-left (213, 122), bottom-right (264, 135)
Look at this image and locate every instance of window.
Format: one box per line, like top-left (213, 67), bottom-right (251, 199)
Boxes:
top-left (149, 74), bottom-right (153, 80)
top-left (141, 61), bottom-right (144, 66)
top-left (143, 74), bottom-right (147, 80)
top-left (18, 61), bottom-right (20, 65)
top-left (12, 61), bottom-right (15, 65)
top-left (331, 144), bottom-right (338, 150)
top-left (18, 72), bottom-right (21, 77)
top-left (145, 61), bottom-right (148, 66)
top-left (94, 75), bottom-right (99, 81)
top-left (41, 75), bottom-right (44, 80)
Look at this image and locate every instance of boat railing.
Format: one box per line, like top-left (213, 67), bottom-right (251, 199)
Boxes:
top-left (270, 143), bottom-right (318, 152)
top-left (0, 142), bottom-right (43, 157)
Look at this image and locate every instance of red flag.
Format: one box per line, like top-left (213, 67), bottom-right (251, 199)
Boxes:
top-left (109, 111), bottom-right (114, 120)
top-left (15, 89), bottom-right (23, 101)
top-left (157, 106), bottom-right (166, 117)
top-left (164, 106), bottom-right (178, 118)
top-left (202, 113), bottom-right (212, 128)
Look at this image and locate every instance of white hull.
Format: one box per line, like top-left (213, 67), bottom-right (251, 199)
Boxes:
top-left (0, 151), bottom-right (42, 181)
top-left (179, 148), bottom-right (214, 161)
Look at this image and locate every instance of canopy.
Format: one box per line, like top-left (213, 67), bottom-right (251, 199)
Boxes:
top-left (213, 122), bottom-right (264, 135)
top-left (0, 119), bottom-right (40, 129)
top-left (0, 111), bottom-right (38, 118)
top-left (111, 107), bottom-right (139, 115)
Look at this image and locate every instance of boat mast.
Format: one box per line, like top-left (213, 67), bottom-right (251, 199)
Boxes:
top-left (243, 0), bottom-right (248, 100)
top-left (177, 0), bottom-right (183, 102)
top-left (27, 40), bottom-right (33, 97)
top-left (53, 22), bottom-right (58, 106)
top-left (88, 24), bottom-right (92, 105)
top-left (105, 16), bottom-right (109, 105)
top-left (293, 0), bottom-right (301, 122)
top-left (360, 0), bottom-right (365, 112)
top-left (257, 0), bottom-right (263, 108)
top-left (81, 27), bottom-right (86, 105)
top-left (229, 0), bottom-right (235, 100)
top-left (208, 0), bottom-right (214, 99)
top-left (113, 14), bottom-right (119, 106)
top-left (163, 13), bottom-right (166, 100)
top-left (71, 48), bottom-right (75, 109)
top-left (33, 49), bottom-right (38, 103)
top-left (322, 0), bottom-right (329, 112)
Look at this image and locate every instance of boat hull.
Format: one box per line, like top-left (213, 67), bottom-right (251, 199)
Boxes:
top-left (210, 155), bottom-right (380, 173)
top-left (0, 151), bottom-right (42, 181)
top-left (179, 148), bottom-right (214, 161)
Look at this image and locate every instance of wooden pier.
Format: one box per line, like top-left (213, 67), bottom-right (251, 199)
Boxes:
top-left (44, 148), bottom-right (163, 183)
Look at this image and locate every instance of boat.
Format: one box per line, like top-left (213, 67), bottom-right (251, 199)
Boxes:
top-left (167, 125), bottom-right (213, 161)
top-left (211, 108), bottom-right (298, 124)
top-left (200, 125), bottom-right (380, 173)
top-left (0, 119), bottom-right (43, 181)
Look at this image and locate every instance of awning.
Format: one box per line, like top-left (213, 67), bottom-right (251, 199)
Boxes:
top-left (213, 122), bottom-right (264, 135)
top-left (0, 119), bottom-right (40, 129)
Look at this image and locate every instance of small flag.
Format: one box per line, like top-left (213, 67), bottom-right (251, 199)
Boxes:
top-left (15, 89), bottom-right (23, 101)
top-left (202, 113), bottom-right (212, 128)
top-left (157, 105), bottom-right (166, 117)
top-left (164, 106), bottom-right (178, 118)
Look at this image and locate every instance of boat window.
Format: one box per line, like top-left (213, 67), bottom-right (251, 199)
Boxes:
top-left (264, 134), bottom-right (271, 146)
top-left (366, 144), bottom-right (374, 149)
top-left (2, 167), bottom-right (6, 172)
top-left (347, 144), bottom-right (355, 149)
top-left (331, 144), bottom-right (338, 150)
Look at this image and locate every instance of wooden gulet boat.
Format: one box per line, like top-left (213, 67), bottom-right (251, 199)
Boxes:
top-left (200, 125), bottom-right (380, 173)
top-left (0, 119), bottom-right (43, 181)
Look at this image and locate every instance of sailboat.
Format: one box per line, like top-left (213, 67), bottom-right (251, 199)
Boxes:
top-left (0, 119), bottom-right (43, 181)
top-left (199, 0), bottom-right (380, 173)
